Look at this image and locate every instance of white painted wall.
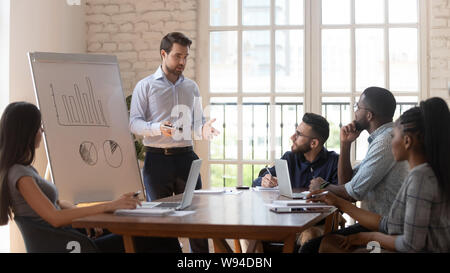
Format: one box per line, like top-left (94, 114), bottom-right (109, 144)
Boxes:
top-left (0, 0), bottom-right (10, 113)
top-left (8, 0), bottom-right (86, 253)
top-left (0, 0), bottom-right (10, 254)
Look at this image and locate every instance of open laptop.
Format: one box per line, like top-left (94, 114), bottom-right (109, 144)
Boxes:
top-left (140, 159), bottom-right (202, 210)
top-left (275, 159), bottom-right (309, 199)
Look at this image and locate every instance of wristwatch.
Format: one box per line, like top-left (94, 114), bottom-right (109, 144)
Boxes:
top-left (320, 181), bottom-right (330, 189)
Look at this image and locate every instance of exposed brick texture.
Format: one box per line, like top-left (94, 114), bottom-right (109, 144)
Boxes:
top-left (430, 0), bottom-right (450, 104)
top-left (86, 0), bottom-right (197, 97)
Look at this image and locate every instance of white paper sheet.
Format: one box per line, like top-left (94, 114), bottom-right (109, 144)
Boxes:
top-left (254, 186), bottom-right (279, 191)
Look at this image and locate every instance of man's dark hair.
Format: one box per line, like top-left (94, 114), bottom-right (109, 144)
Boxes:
top-left (302, 113), bottom-right (330, 145)
top-left (361, 87), bottom-right (396, 121)
top-left (160, 32), bottom-right (192, 55)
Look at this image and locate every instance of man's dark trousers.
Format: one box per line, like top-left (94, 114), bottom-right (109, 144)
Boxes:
top-left (143, 148), bottom-right (209, 253)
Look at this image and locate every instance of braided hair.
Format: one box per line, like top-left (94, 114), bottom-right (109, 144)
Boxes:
top-left (399, 97), bottom-right (450, 203)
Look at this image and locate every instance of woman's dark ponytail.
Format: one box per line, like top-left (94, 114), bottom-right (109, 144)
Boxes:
top-left (420, 98), bottom-right (450, 203)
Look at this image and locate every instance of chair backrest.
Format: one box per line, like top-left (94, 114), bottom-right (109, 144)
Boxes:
top-left (14, 216), bottom-right (99, 253)
top-left (252, 167), bottom-right (270, 187)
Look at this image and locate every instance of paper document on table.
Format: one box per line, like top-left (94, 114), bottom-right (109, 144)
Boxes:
top-left (224, 190), bottom-right (243, 195)
top-left (299, 191), bottom-right (310, 197)
top-left (137, 202), bottom-right (159, 208)
top-left (254, 186), bottom-right (279, 191)
top-left (194, 189), bottom-right (226, 194)
top-left (272, 199), bottom-right (327, 206)
top-left (114, 208), bottom-right (174, 216)
top-left (170, 211), bottom-right (196, 217)
top-left (266, 203), bottom-right (335, 213)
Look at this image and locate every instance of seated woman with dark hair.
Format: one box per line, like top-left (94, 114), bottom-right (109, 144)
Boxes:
top-left (0, 102), bottom-right (181, 253)
top-left (307, 97), bottom-right (450, 252)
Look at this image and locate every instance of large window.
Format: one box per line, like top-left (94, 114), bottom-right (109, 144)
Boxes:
top-left (199, 0), bottom-right (426, 188)
top-left (318, 0), bottom-right (421, 160)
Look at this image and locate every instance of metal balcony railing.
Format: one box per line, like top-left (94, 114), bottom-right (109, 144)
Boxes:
top-left (209, 101), bottom-right (417, 186)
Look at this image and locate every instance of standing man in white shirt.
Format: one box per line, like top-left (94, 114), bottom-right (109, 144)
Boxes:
top-left (129, 32), bottom-right (219, 252)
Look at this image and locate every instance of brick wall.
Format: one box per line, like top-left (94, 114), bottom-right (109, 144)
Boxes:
top-left (430, 0), bottom-right (450, 105)
top-left (86, 0), bottom-right (197, 97)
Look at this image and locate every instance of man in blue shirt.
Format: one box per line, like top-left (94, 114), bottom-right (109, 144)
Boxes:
top-left (250, 113), bottom-right (339, 251)
top-left (129, 32), bottom-right (219, 252)
top-left (301, 87), bottom-right (408, 253)
top-left (308, 87), bottom-right (407, 216)
top-left (252, 113), bottom-right (339, 189)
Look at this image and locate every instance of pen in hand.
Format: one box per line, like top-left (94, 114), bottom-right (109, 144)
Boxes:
top-left (310, 191), bottom-right (329, 199)
top-left (133, 190), bottom-right (141, 198)
top-left (264, 166), bottom-right (278, 188)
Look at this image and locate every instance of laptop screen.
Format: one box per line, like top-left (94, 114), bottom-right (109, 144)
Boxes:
top-left (275, 159), bottom-right (294, 197)
top-left (178, 159), bottom-right (202, 209)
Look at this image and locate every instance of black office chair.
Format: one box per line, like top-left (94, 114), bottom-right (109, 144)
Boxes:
top-left (251, 167), bottom-right (270, 187)
top-left (14, 216), bottom-right (99, 253)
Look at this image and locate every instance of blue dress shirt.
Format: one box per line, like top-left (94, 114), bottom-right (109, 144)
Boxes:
top-left (344, 122), bottom-right (409, 216)
top-left (129, 66), bottom-right (206, 148)
top-left (252, 148), bottom-right (339, 188)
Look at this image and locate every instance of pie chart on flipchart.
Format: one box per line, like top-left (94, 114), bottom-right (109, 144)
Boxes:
top-left (79, 141), bottom-right (98, 166)
top-left (103, 140), bottom-right (123, 168)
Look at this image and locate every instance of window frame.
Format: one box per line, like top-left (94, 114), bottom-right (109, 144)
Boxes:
top-left (196, 0), bottom-right (428, 188)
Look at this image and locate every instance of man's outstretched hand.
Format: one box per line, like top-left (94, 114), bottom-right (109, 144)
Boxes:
top-left (202, 118), bottom-right (220, 140)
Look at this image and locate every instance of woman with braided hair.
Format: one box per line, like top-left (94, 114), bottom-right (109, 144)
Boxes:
top-left (306, 97), bottom-right (450, 253)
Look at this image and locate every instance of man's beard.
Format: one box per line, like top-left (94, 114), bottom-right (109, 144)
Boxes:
top-left (354, 119), bottom-right (369, 131)
top-left (292, 142), bottom-right (312, 154)
top-left (165, 63), bottom-right (184, 77)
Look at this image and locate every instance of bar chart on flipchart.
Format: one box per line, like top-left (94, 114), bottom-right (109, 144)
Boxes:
top-left (50, 77), bottom-right (109, 127)
top-left (29, 52), bottom-right (144, 203)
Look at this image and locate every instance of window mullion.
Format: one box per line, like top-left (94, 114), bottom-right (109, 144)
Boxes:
top-left (304, 0), bottom-right (312, 115)
top-left (350, 0), bottom-right (357, 164)
top-left (197, 0), bottom-right (211, 188)
top-left (237, 0), bottom-right (243, 187)
top-left (419, 0), bottom-right (429, 101)
top-left (269, 0), bottom-right (276, 164)
top-left (384, 0), bottom-right (390, 91)
top-left (270, 0), bottom-right (276, 96)
top-left (310, 0), bottom-right (321, 114)
top-left (351, 0), bottom-right (356, 96)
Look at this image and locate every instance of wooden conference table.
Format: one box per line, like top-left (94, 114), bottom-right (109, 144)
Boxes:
top-left (72, 189), bottom-right (337, 253)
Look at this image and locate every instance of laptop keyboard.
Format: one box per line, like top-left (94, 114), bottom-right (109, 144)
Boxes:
top-left (292, 192), bottom-right (308, 199)
top-left (155, 202), bottom-right (180, 208)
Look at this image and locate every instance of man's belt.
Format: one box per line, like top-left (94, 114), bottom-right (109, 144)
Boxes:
top-left (145, 146), bottom-right (193, 156)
